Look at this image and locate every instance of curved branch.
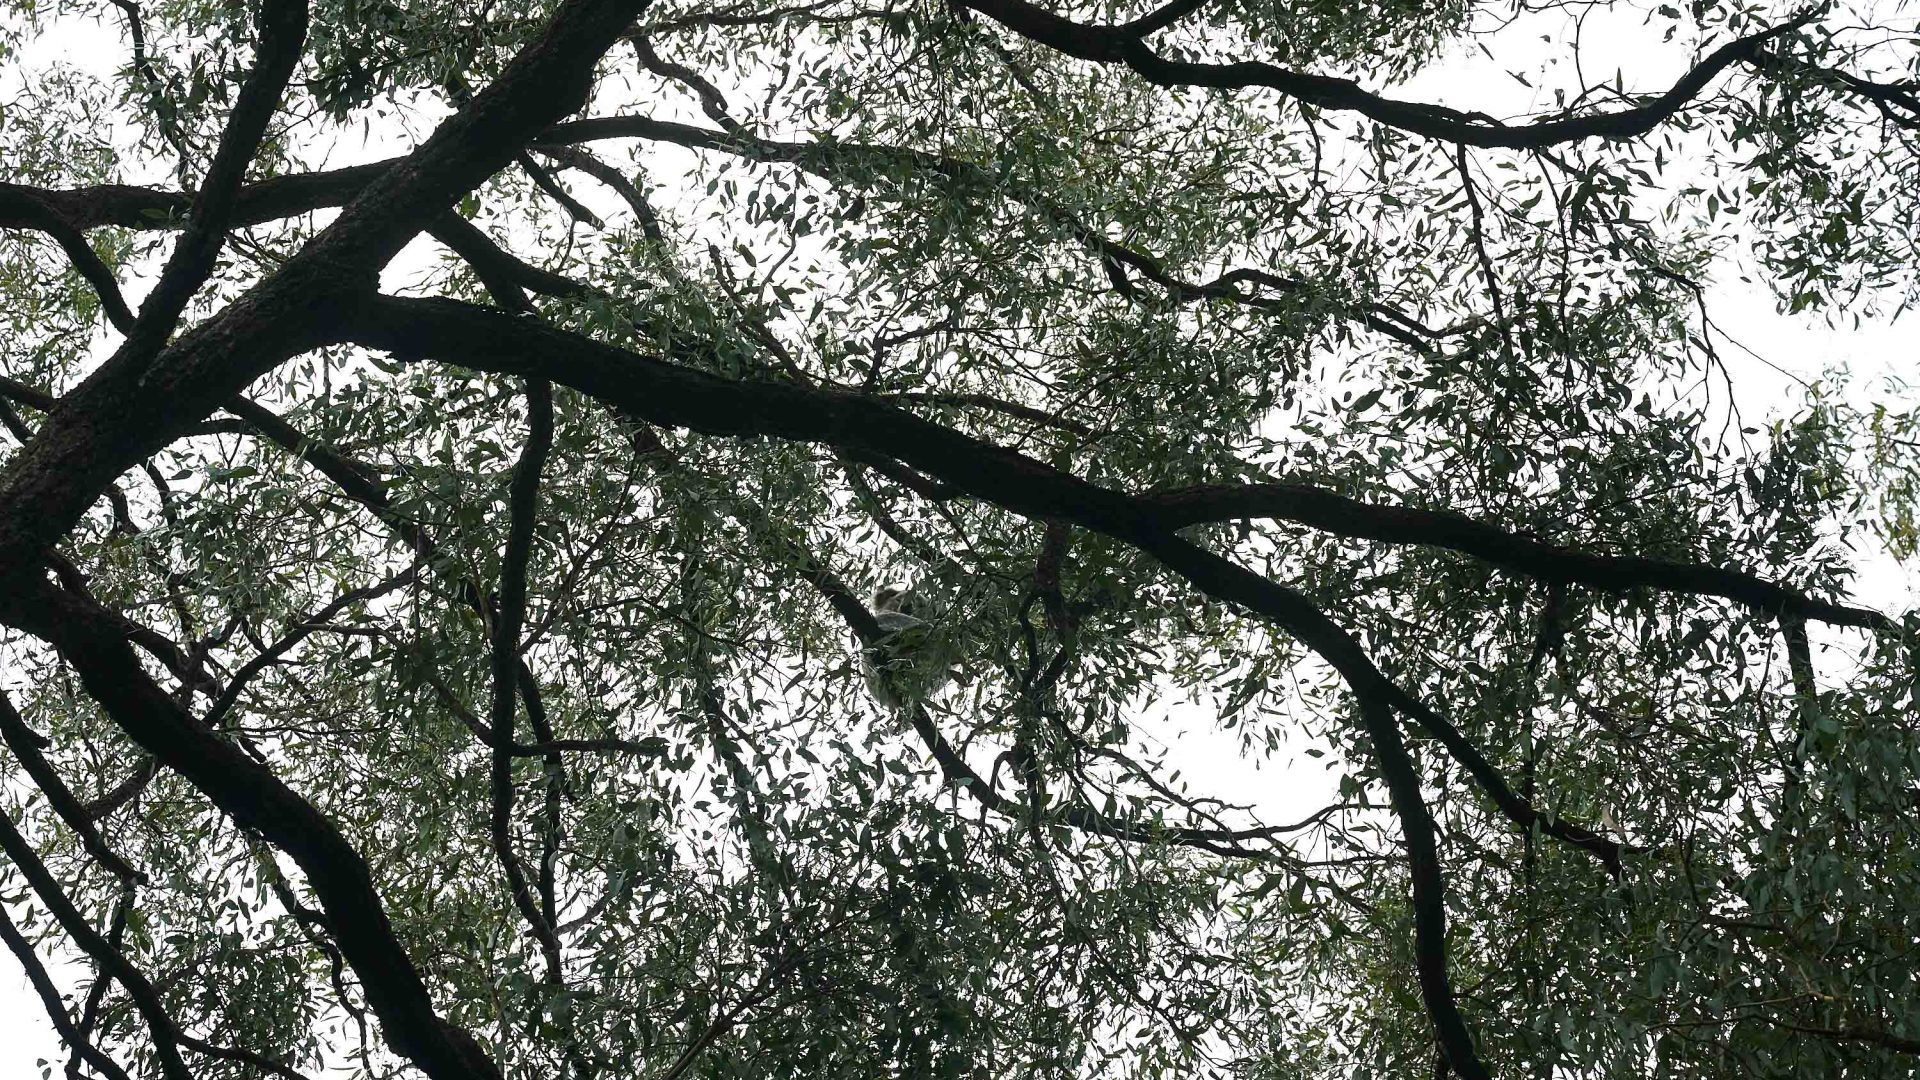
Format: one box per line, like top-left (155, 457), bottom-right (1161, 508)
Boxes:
top-left (0, 191), bottom-right (137, 331)
top-left (344, 294), bottom-right (1638, 872)
top-left (1353, 698), bottom-right (1488, 1080)
top-left (957, 0), bottom-right (1818, 149)
top-left (487, 378), bottom-right (564, 975)
top-left (1140, 482), bottom-right (1891, 630)
top-left (551, 115), bottom-right (1432, 342)
top-left (6, 112), bottom-right (1434, 348)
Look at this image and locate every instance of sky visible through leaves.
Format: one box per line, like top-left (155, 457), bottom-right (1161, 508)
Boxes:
top-left (1, 0), bottom-right (1917, 1076)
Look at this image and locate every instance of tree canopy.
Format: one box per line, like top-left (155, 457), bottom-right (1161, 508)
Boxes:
top-left (1, 0), bottom-right (1918, 1077)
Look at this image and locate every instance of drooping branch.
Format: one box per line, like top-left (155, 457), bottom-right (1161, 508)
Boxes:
top-left (0, 798), bottom-right (321, 1080)
top-left (629, 34), bottom-right (744, 131)
top-left (5, 112), bottom-right (1436, 348)
top-left (529, 144), bottom-right (668, 244)
top-left (614, 417), bottom-right (1316, 862)
top-left (109, 0), bottom-right (189, 163)
top-left (220, 397), bottom-right (625, 765)
top-left (202, 562), bottom-right (425, 729)
top-left (428, 212), bottom-right (596, 304)
top-left (1133, 529), bottom-right (1632, 874)
top-left (517, 151), bottom-right (605, 228)
top-left (548, 115), bottom-right (1432, 342)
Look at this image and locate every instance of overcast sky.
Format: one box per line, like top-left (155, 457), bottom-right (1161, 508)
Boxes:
top-left (2, 4), bottom-right (1914, 1076)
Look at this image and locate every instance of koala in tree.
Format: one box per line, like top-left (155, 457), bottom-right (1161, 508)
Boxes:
top-left (861, 559), bottom-right (977, 709)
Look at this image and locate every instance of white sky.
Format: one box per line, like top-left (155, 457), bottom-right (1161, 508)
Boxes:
top-left (2, 4), bottom-right (1914, 1076)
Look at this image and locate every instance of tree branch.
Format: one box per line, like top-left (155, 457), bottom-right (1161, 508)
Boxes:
top-left (120, 0), bottom-right (309, 359)
top-left (0, 690), bottom-right (147, 884)
top-left (0, 577), bottom-right (507, 1080)
top-left (0, 0), bottom-right (651, 594)
top-left (487, 378), bottom-right (564, 976)
top-left (955, 0), bottom-right (1819, 149)
top-left (0, 902), bottom-right (138, 1080)
top-left (0, 191), bottom-right (137, 332)
top-left (1139, 482), bottom-right (1890, 630)
top-left (0, 806), bottom-right (193, 1080)
top-left (1353, 698), bottom-right (1488, 1080)
top-left (344, 294), bottom-right (1640, 871)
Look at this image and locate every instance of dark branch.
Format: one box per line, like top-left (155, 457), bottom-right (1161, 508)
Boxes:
top-left (0, 805), bottom-right (193, 1080)
top-left (0, 576), bottom-right (508, 1080)
top-left (0, 0), bottom-right (651, 594)
top-left (120, 0), bottom-right (309, 359)
top-left (0, 690), bottom-right (148, 884)
top-left (345, 294), bottom-right (1638, 871)
top-left (487, 378), bottom-right (565, 975)
top-left (956, 0), bottom-right (1819, 149)
top-left (0, 191), bottom-right (137, 332)
top-left (0, 902), bottom-right (138, 1080)
top-left (1139, 482), bottom-right (1890, 630)
top-left (1353, 699), bottom-right (1489, 1080)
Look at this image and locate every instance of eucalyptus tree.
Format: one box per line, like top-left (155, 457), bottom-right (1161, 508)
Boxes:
top-left (0, 0), bottom-right (1917, 1077)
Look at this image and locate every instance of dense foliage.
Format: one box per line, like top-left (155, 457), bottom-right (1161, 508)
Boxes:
top-left (1, 0), bottom-right (1918, 1077)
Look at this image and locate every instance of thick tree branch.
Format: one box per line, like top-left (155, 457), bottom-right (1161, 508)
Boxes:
top-left (487, 378), bottom-right (564, 976)
top-left (517, 151), bottom-right (605, 228)
top-left (1139, 482), bottom-right (1890, 630)
top-left (956, 0), bottom-right (1818, 149)
top-left (427, 213), bottom-right (593, 304)
top-left (0, 902), bottom-right (138, 1080)
top-left (0, 806), bottom-right (193, 1080)
top-left (0, 0), bottom-right (651, 594)
top-left (0, 690), bottom-right (147, 884)
top-left (0, 5), bottom-right (656, 1079)
top-left (348, 295), bottom-right (1879, 637)
top-left (530, 144), bottom-right (668, 243)
top-left (0, 577), bottom-right (507, 1080)
top-left (345, 294), bottom-right (1637, 871)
